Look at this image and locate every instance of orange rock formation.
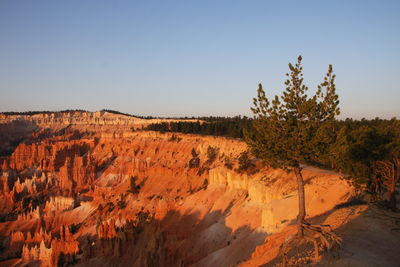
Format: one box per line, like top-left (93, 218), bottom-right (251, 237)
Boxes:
top-left (0, 111), bottom-right (398, 267)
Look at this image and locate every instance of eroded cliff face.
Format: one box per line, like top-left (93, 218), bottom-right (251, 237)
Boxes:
top-left (0, 113), bottom-right (354, 267)
top-left (0, 111), bottom-right (199, 130)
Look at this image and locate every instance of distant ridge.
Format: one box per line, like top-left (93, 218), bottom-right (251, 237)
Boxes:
top-left (0, 109), bottom-right (88, 116)
top-left (0, 109), bottom-right (158, 120)
top-left (99, 109), bottom-right (155, 119)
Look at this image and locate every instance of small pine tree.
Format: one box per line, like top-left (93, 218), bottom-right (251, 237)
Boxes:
top-left (191, 148), bottom-right (198, 158)
top-left (189, 148), bottom-right (200, 168)
top-left (246, 56), bottom-right (341, 264)
top-left (206, 146), bottom-right (218, 164)
top-left (237, 151), bottom-right (255, 173)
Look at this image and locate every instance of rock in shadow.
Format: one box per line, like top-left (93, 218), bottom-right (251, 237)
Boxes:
top-left (77, 208), bottom-right (266, 267)
top-left (0, 120), bottom-right (39, 157)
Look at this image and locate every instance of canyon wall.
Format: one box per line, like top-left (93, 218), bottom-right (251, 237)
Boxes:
top-left (0, 112), bottom-right (354, 267)
top-left (0, 110), bottom-right (200, 129)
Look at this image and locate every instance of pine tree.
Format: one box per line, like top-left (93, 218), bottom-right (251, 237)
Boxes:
top-left (374, 119), bottom-right (400, 210)
top-left (387, 120), bottom-right (400, 210)
top-left (330, 126), bottom-right (351, 172)
top-left (246, 56), bottom-right (341, 264)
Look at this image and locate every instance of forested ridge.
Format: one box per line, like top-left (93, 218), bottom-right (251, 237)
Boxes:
top-left (145, 116), bottom-right (400, 210)
top-left (144, 116), bottom-right (252, 138)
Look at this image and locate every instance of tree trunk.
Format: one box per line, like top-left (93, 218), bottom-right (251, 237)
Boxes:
top-left (294, 166), bottom-right (306, 236)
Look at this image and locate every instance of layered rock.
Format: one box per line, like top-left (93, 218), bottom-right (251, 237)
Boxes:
top-left (0, 120), bottom-right (356, 267)
top-left (57, 153), bottom-right (96, 194)
top-left (20, 225), bottom-right (79, 267)
top-left (0, 170), bottom-right (16, 195)
top-left (0, 110), bottom-right (200, 130)
top-left (11, 227), bottom-right (51, 246)
top-left (17, 206), bottom-right (41, 221)
top-left (209, 166), bottom-right (353, 233)
top-left (12, 173), bottom-right (46, 195)
top-left (44, 196), bottom-right (75, 214)
top-left (22, 241), bottom-right (52, 266)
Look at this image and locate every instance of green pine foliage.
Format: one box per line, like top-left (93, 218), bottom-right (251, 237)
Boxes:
top-left (237, 151), bottom-right (255, 173)
top-left (246, 56), bottom-right (345, 259)
top-left (206, 146), bottom-right (219, 164)
top-left (332, 120), bottom-right (400, 209)
top-left (246, 56), bottom-right (340, 170)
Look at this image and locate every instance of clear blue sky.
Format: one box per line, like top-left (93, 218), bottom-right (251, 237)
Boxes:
top-left (1, 1), bottom-right (399, 118)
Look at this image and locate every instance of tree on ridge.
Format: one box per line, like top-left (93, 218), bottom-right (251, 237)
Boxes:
top-left (246, 56), bottom-right (341, 265)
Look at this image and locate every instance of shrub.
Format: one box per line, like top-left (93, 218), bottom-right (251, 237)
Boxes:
top-left (189, 148), bottom-right (200, 168)
top-left (224, 156), bottom-right (234, 170)
top-left (237, 151), bottom-right (255, 173)
top-left (129, 176), bottom-right (141, 194)
top-left (169, 134), bottom-right (182, 142)
top-left (206, 146), bottom-right (219, 164)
